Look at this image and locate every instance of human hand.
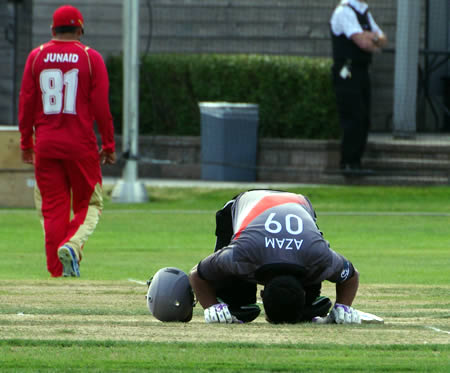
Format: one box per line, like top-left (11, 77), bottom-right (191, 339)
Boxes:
top-left (312, 303), bottom-right (361, 324)
top-left (204, 303), bottom-right (242, 324)
top-left (99, 150), bottom-right (116, 165)
top-left (328, 303), bottom-right (361, 324)
top-left (21, 149), bottom-right (34, 165)
top-left (373, 32), bottom-right (388, 48)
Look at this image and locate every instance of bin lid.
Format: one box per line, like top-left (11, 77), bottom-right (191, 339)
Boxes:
top-left (199, 102), bottom-right (258, 118)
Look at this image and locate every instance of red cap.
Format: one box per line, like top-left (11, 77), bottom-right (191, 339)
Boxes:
top-left (52, 5), bottom-right (84, 28)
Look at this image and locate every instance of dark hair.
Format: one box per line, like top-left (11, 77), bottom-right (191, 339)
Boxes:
top-left (262, 275), bottom-right (305, 324)
top-left (53, 25), bottom-right (82, 34)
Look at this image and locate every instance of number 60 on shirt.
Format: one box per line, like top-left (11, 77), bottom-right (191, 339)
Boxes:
top-left (264, 213), bottom-right (304, 235)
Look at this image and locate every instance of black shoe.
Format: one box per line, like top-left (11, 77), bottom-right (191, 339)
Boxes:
top-left (358, 167), bottom-right (375, 176)
top-left (341, 163), bottom-right (358, 176)
top-left (341, 163), bottom-right (375, 177)
top-left (300, 296), bottom-right (332, 322)
top-left (228, 304), bottom-right (261, 323)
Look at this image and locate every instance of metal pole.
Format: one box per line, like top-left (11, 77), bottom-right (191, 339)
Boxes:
top-left (111, 0), bottom-right (148, 203)
top-left (392, 0), bottom-right (421, 138)
top-left (122, 0), bottom-right (130, 152)
top-left (13, 1), bottom-right (19, 125)
top-left (124, 0), bottom-right (139, 184)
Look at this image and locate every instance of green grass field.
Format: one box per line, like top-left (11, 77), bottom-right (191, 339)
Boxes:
top-left (0, 185), bottom-right (449, 372)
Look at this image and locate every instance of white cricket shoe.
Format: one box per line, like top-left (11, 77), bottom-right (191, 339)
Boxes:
top-left (58, 245), bottom-right (80, 277)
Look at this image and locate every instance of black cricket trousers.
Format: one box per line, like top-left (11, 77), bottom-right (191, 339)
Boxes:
top-left (332, 65), bottom-right (371, 167)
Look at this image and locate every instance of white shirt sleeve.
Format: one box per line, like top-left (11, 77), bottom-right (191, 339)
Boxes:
top-left (330, 6), bottom-right (364, 38)
top-left (367, 12), bottom-right (383, 35)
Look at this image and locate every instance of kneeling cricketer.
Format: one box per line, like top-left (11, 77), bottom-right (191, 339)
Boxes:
top-left (189, 189), bottom-right (383, 324)
top-left (147, 190), bottom-right (383, 324)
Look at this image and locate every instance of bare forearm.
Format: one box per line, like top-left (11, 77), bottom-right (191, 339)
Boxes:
top-left (351, 32), bottom-right (382, 53)
top-left (335, 270), bottom-right (359, 306)
top-left (189, 267), bottom-right (218, 309)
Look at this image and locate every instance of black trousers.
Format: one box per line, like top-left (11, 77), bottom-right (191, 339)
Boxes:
top-left (215, 277), bottom-right (325, 322)
top-left (332, 65), bottom-right (371, 167)
top-left (216, 278), bottom-right (321, 307)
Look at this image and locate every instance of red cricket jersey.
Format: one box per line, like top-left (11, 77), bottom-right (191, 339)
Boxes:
top-left (19, 39), bottom-right (115, 159)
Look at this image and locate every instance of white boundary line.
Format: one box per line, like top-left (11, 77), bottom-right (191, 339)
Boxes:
top-left (104, 210), bottom-right (450, 217)
top-left (2, 209), bottom-right (449, 217)
top-left (321, 212), bottom-right (450, 217)
top-left (128, 278), bottom-right (147, 285)
top-left (425, 326), bottom-right (450, 335)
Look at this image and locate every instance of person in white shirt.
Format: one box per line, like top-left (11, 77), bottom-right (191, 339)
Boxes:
top-left (330, 0), bottom-right (387, 175)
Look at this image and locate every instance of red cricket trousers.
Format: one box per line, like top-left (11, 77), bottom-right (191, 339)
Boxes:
top-left (34, 153), bottom-right (103, 277)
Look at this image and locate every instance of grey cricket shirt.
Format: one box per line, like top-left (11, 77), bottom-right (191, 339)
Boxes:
top-left (198, 190), bottom-right (353, 286)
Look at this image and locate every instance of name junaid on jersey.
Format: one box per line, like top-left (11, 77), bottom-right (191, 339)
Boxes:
top-left (43, 53), bottom-right (79, 63)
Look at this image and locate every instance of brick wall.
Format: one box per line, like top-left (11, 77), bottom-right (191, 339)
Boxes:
top-left (24, 0), bottom-right (408, 132)
top-left (104, 135), bottom-right (341, 184)
top-left (105, 134), bottom-right (449, 185)
top-left (0, 0), bottom-right (33, 125)
top-left (0, 2), bottom-right (14, 124)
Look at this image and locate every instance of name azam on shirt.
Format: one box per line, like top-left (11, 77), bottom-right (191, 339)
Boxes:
top-left (265, 237), bottom-right (304, 250)
top-left (43, 53), bottom-right (79, 63)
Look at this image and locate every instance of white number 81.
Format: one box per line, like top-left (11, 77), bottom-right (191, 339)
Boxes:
top-left (40, 68), bottom-right (79, 115)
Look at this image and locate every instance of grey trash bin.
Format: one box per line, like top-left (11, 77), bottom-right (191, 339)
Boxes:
top-left (199, 102), bottom-right (259, 181)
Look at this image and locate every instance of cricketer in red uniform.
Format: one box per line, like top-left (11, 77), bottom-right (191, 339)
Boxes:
top-left (18, 5), bottom-right (116, 277)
